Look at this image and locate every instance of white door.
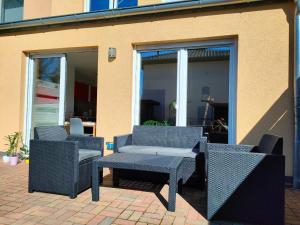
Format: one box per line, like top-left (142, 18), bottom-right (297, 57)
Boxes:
top-left (24, 54), bottom-right (67, 146)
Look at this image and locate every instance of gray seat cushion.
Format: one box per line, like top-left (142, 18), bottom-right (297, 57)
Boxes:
top-left (79, 149), bottom-right (101, 162)
top-left (118, 145), bottom-right (198, 158)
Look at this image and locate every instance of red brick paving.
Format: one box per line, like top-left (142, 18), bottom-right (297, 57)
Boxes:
top-left (0, 160), bottom-right (299, 225)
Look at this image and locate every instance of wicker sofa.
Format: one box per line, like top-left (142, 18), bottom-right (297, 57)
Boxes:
top-left (207, 134), bottom-right (285, 225)
top-left (29, 126), bottom-right (104, 198)
top-left (114, 125), bottom-right (207, 186)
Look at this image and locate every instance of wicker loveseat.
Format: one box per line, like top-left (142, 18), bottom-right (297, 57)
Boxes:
top-left (29, 126), bottom-right (104, 198)
top-left (114, 125), bottom-right (207, 186)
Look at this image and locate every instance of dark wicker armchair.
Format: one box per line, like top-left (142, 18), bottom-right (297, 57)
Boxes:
top-left (207, 134), bottom-right (285, 225)
top-left (28, 126), bottom-right (104, 198)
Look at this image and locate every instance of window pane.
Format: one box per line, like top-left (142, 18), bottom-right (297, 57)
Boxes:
top-left (118, 0), bottom-right (137, 8)
top-left (90, 0), bottom-right (110, 11)
top-left (31, 57), bottom-right (61, 137)
top-left (140, 50), bottom-right (177, 126)
top-left (187, 47), bottom-right (230, 143)
top-left (3, 0), bottom-right (23, 23)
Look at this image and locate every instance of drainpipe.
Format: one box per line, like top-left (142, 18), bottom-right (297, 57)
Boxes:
top-left (294, 0), bottom-right (300, 189)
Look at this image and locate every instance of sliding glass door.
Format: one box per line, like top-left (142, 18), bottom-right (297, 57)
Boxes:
top-left (24, 55), bottom-right (67, 146)
top-left (139, 50), bottom-right (178, 126)
top-left (133, 41), bottom-right (237, 144)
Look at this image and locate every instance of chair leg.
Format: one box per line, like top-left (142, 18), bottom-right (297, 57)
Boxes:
top-left (69, 193), bottom-right (77, 199)
top-left (28, 188), bottom-right (34, 193)
top-left (70, 184), bottom-right (78, 199)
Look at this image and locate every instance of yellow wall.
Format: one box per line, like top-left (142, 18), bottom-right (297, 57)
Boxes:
top-left (139, 0), bottom-right (161, 5)
top-left (0, 2), bottom-right (294, 175)
top-left (51, 0), bottom-right (84, 16)
top-left (23, 0), bottom-right (163, 19)
top-left (24, 0), bottom-right (52, 19)
top-left (24, 0), bottom-right (85, 19)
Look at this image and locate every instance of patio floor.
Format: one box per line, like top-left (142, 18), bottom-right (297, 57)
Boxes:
top-left (0, 160), bottom-right (300, 225)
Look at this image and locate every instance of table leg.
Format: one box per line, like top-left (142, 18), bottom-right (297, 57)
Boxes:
top-left (178, 179), bottom-right (183, 194)
top-left (92, 161), bottom-right (100, 201)
top-left (168, 171), bottom-right (177, 212)
top-left (93, 125), bottom-right (96, 137)
top-left (113, 169), bottom-right (119, 187)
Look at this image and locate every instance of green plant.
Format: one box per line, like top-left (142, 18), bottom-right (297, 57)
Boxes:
top-left (143, 120), bottom-right (171, 126)
top-left (19, 143), bottom-right (29, 160)
top-left (4, 132), bottom-right (23, 157)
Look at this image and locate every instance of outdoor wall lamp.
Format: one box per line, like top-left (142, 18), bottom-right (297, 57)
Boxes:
top-left (108, 47), bottom-right (116, 61)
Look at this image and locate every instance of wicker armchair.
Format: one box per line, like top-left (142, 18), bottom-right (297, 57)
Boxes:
top-left (207, 134), bottom-right (285, 225)
top-left (28, 126), bottom-right (104, 198)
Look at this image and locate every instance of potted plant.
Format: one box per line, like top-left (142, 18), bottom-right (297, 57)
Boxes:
top-left (143, 120), bottom-right (171, 126)
top-left (3, 134), bottom-right (15, 164)
top-left (4, 132), bottom-right (22, 166)
top-left (2, 149), bottom-right (11, 163)
top-left (19, 142), bottom-right (29, 164)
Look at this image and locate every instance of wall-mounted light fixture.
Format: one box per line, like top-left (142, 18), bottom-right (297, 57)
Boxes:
top-left (108, 47), bottom-right (116, 61)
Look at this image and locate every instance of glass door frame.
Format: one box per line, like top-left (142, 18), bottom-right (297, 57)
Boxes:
top-left (132, 39), bottom-right (237, 144)
top-left (23, 54), bottom-right (67, 146)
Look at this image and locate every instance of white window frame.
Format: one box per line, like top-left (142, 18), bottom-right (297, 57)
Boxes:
top-left (132, 40), bottom-right (237, 144)
top-left (23, 54), bottom-right (67, 146)
top-left (176, 49), bottom-right (188, 126)
top-left (0, 0), bottom-right (3, 22)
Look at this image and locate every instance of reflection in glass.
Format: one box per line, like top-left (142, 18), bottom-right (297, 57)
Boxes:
top-left (118, 0), bottom-right (138, 8)
top-left (2, 0), bottom-right (23, 23)
top-left (187, 47), bottom-right (230, 143)
top-left (89, 0), bottom-right (137, 11)
top-left (90, 0), bottom-right (110, 11)
top-left (140, 50), bottom-right (177, 126)
top-left (31, 58), bottom-right (61, 137)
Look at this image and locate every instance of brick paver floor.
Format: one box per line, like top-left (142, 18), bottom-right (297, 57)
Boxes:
top-left (0, 160), bottom-right (300, 225)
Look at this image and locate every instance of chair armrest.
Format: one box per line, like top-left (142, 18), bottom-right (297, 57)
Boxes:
top-left (113, 134), bottom-right (132, 153)
top-left (207, 150), bottom-right (284, 220)
top-left (67, 136), bottom-right (104, 155)
top-left (29, 140), bottom-right (79, 189)
top-left (30, 139), bottom-right (79, 162)
top-left (207, 143), bottom-right (254, 153)
top-left (195, 137), bottom-right (208, 153)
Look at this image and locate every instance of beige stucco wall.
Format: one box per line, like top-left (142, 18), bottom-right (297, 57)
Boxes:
top-left (139, 0), bottom-right (161, 5)
top-left (24, 0), bottom-right (85, 19)
top-left (0, 2), bottom-right (294, 175)
top-left (51, 0), bottom-right (84, 16)
top-left (24, 0), bottom-right (52, 19)
top-left (23, 0), bottom-right (162, 19)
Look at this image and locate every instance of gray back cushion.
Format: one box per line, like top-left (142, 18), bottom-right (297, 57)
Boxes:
top-left (132, 126), bottom-right (203, 148)
top-left (257, 134), bottom-right (283, 155)
top-left (34, 126), bottom-right (68, 141)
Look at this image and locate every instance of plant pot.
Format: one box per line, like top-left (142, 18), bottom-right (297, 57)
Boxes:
top-left (106, 142), bottom-right (114, 150)
top-left (10, 156), bottom-right (18, 166)
top-left (25, 159), bottom-right (29, 165)
top-left (2, 155), bottom-right (10, 163)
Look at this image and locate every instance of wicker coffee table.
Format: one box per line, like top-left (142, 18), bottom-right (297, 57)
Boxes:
top-left (91, 153), bottom-right (184, 211)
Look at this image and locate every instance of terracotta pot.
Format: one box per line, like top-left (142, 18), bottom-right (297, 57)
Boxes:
top-left (10, 156), bottom-right (18, 166)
